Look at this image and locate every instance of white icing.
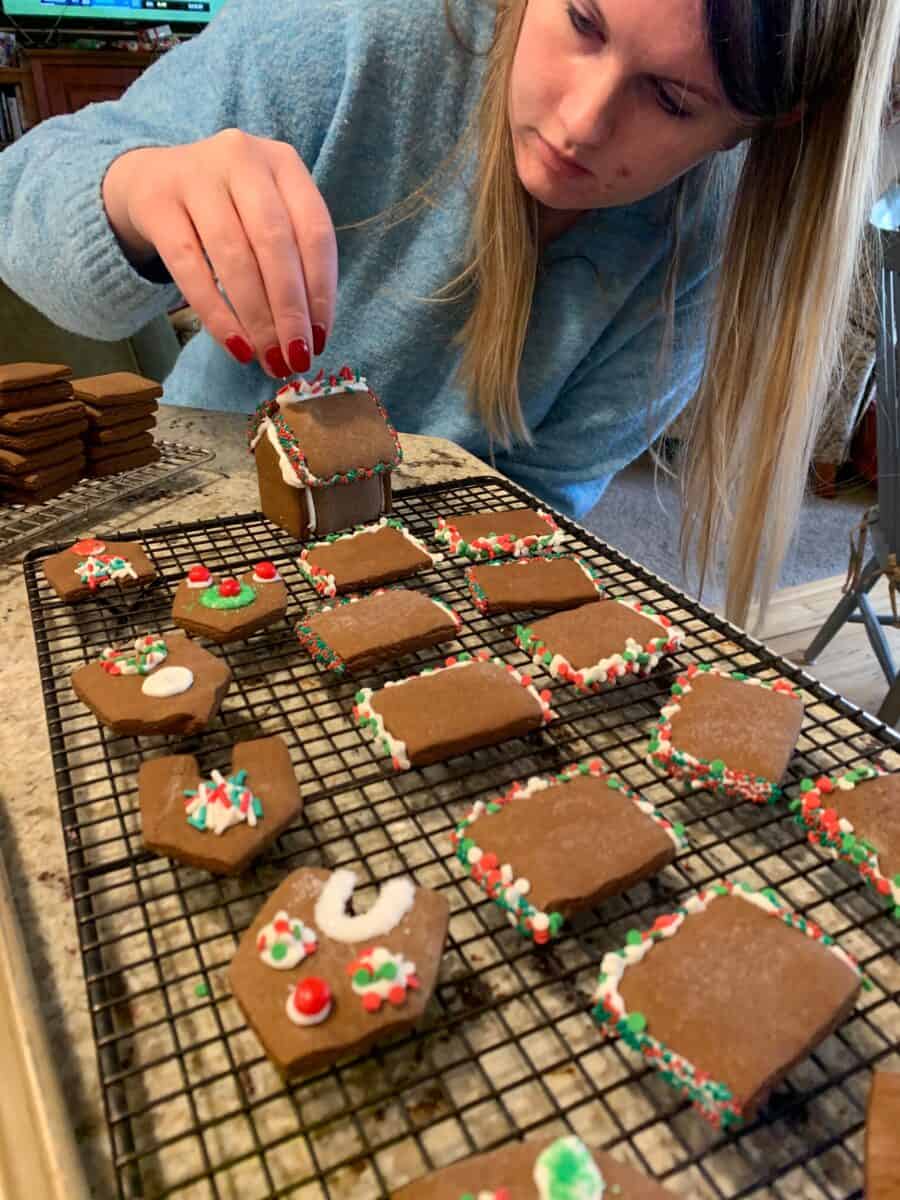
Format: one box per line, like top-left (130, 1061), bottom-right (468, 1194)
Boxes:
top-left (257, 911), bottom-right (318, 969)
top-left (533, 1136), bottom-right (606, 1199)
top-left (186, 574), bottom-right (213, 590)
top-left (252, 567), bottom-right (283, 584)
top-left (277, 376), bottom-right (369, 405)
top-left (141, 666), bottom-right (194, 698)
top-left (313, 868), bottom-right (415, 943)
top-left (286, 985), bottom-right (332, 1027)
top-left (349, 946), bottom-right (418, 1002)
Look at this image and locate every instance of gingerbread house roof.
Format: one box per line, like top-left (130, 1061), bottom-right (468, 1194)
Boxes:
top-left (248, 367), bottom-right (402, 488)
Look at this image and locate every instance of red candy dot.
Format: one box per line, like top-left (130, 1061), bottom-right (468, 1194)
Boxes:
top-left (362, 992), bottom-right (382, 1013)
top-left (218, 577), bottom-right (241, 597)
top-left (388, 985), bottom-right (407, 1006)
top-left (254, 561), bottom-right (277, 581)
top-left (292, 977), bottom-right (331, 1017)
top-left (188, 564), bottom-right (211, 583)
top-left (72, 536), bottom-right (105, 556)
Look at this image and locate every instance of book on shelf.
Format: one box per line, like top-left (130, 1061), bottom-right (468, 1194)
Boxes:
top-left (0, 86), bottom-right (25, 145)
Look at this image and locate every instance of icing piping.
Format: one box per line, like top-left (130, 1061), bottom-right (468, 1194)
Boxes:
top-left (295, 586), bottom-right (462, 675)
top-left (533, 1136), bottom-right (606, 1199)
top-left (790, 765), bottom-right (900, 919)
top-left (101, 635), bottom-right (167, 676)
top-left (451, 759), bottom-right (689, 943)
top-left (140, 665), bottom-right (194, 698)
top-left (184, 768), bottom-right (264, 834)
top-left (465, 553), bottom-right (604, 614)
top-left (314, 868), bottom-right (416, 942)
top-left (590, 879), bottom-right (866, 1130)
top-left (516, 598), bottom-right (682, 692)
top-left (434, 509), bottom-right (565, 561)
top-left (298, 517), bottom-right (441, 600)
top-left (352, 649), bottom-right (557, 771)
top-left (286, 977), bottom-right (333, 1026)
top-left (256, 911), bottom-right (318, 969)
top-left (74, 553), bottom-right (138, 590)
top-left (347, 945), bottom-right (420, 1012)
top-left (646, 663), bottom-right (801, 804)
top-left (198, 579), bottom-right (257, 610)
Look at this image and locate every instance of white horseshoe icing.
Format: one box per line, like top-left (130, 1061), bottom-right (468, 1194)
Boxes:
top-left (313, 868), bottom-right (415, 943)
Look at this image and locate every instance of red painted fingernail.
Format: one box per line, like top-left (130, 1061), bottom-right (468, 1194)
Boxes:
top-left (264, 345), bottom-right (292, 378)
top-left (312, 324), bottom-right (327, 356)
top-left (287, 337), bottom-right (311, 374)
top-left (225, 334), bottom-right (254, 364)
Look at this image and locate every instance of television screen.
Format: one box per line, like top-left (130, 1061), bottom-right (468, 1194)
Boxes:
top-left (1, 0), bottom-right (225, 26)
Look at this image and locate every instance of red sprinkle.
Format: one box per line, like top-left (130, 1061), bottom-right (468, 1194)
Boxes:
top-left (72, 536), bottom-right (105, 556)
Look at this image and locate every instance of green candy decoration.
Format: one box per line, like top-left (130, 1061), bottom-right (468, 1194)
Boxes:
top-left (199, 581), bottom-right (257, 610)
top-left (532, 1135), bottom-right (606, 1200)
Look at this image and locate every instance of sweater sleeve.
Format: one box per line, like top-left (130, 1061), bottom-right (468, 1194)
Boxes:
top-left (0, 0), bottom-right (344, 340)
top-left (493, 264), bottom-right (718, 519)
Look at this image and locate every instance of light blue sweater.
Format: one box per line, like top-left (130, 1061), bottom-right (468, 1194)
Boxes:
top-left (0, 0), bottom-right (729, 516)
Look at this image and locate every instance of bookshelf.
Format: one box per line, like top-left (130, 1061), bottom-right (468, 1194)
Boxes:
top-left (0, 65), bottom-right (36, 146)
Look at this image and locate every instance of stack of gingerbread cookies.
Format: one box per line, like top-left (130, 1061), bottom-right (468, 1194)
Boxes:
top-left (72, 371), bottom-right (162, 478)
top-left (0, 362), bottom-right (87, 504)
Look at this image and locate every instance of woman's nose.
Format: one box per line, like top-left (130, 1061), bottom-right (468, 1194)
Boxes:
top-left (556, 54), bottom-right (626, 149)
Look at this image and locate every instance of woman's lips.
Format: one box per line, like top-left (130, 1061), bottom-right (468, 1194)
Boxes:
top-left (534, 132), bottom-right (592, 178)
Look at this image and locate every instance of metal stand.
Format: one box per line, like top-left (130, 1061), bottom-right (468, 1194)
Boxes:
top-left (804, 188), bottom-right (900, 723)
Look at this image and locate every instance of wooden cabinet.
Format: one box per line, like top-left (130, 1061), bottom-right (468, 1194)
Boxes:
top-left (23, 49), bottom-right (159, 122)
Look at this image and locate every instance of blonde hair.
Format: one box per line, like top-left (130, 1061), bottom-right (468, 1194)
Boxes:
top-left (446, 0), bottom-right (900, 624)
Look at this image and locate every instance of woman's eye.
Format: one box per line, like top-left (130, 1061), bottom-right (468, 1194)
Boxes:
top-left (566, 2), bottom-right (597, 37)
top-left (656, 84), bottom-right (694, 120)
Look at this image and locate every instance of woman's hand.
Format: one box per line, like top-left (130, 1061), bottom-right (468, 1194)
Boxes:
top-left (102, 129), bottom-right (337, 378)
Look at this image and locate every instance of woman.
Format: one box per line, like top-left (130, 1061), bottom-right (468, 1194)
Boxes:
top-left (0, 0), bottom-right (896, 621)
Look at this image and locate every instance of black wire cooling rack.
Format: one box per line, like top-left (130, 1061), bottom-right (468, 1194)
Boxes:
top-left (22, 475), bottom-right (900, 1200)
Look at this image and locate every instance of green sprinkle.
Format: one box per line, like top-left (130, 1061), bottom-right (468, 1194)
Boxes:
top-left (709, 759), bottom-right (725, 777)
top-left (625, 1011), bottom-right (647, 1033)
top-left (626, 929), bottom-right (643, 946)
top-left (800, 779), bottom-right (815, 793)
top-left (353, 969), bottom-right (370, 987)
top-left (194, 982), bottom-right (209, 998)
top-left (271, 942), bottom-right (287, 961)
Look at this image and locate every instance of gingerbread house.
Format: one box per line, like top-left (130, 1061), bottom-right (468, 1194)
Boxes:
top-left (249, 367), bottom-right (402, 539)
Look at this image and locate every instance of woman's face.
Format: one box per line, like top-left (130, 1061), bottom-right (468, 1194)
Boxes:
top-left (508, 0), bottom-right (754, 211)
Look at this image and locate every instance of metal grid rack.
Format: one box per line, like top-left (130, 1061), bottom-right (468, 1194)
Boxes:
top-left (22, 475), bottom-right (900, 1200)
top-left (1, 439), bottom-right (215, 560)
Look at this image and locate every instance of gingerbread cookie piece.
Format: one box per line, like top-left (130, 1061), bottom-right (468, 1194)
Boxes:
top-left (230, 866), bottom-right (449, 1076)
top-left (296, 587), bottom-right (461, 676)
top-left (298, 518), bottom-right (438, 599)
top-left (517, 598), bottom-right (682, 692)
top-left (71, 370), bottom-right (163, 408)
top-left (790, 765), bottom-right (900, 920)
top-left (591, 880), bottom-right (862, 1129)
top-left (0, 455), bottom-right (85, 493)
top-left (250, 367), bottom-right (401, 539)
top-left (647, 664), bottom-right (804, 804)
top-left (91, 414), bottom-right (156, 443)
top-left (89, 444), bottom-right (161, 478)
top-left (452, 759), bottom-right (687, 943)
top-left (82, 400), bottom-right (159, 428)
top-left (434, 506), bottom-right (565, 560)
top-left (0, 439), bottom-right (80, 475)
top-left (0, 417), bottom-right (87, 453)
top-left (1, 469), bottom-right (82, 505)
top-left (86, 432), bottom-right (154, 462)
top-left (866, 1070), bottom-right (900, 1200)
top-left (467, 553), bottom-right (603, 615)
top-left (353, 650), bottom-right (555, 770)
top-left (0, 398), bottom-right (84, 433)
top-left (172, 561), bottom-right (288, 643)
top-left (43, 535), bottom-right (157, 602)
top-left (139, 735), bottom-right (300, 874)
top-left (392, 1134), bottom-right (677, 1200)
top-left (72, 632), bottom-right (232, 735)
top-left (0, 362), bottom-right (73, 412)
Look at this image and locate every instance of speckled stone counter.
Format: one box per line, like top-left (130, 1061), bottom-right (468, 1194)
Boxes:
top-left (0, 409), bottom-right (494, 1198)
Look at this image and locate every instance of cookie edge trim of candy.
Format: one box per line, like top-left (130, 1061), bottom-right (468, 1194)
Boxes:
top-left (297, 517), bottom-right (441, 600)
top-left (590, 877), bottom-right (865, 1130)
top-left (465, 552), bottom-right (604, 615)
top-left (433, 509), bottom-right (565, 561)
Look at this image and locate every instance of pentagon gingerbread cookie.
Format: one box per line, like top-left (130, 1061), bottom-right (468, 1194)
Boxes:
top-left (172, 561), bottom-right (288, 643)
top-left (353, 650), bottom-right (555, 770)
top-left (296, 587), bottom-right (461, 676)
top-left (139, 735), bottom-right (300, 874)
top-left (391, 1134), bottom-right (677, 1199)
top-left (43, 534), bottom-right (157, 602)
top-left (230, 866), bottom-right (449, 1076)
top-left (866, 1070), bottom-right (900, 1200)
top-left (299, 517), bottom-right (438, 599)
top-left (466, 553), bottom-right (603, 615)
top-left (451, 759), bottom-right (687, 943)
top-left (72, 632), bottom-right (232, 735)
top-left (647, 664), bottom-right (804, 804)
top-left (591, 879), bottom-right (862, 1129)
top-left (516, 598), bottom-right (682, 692)
top-left (434, 506), bottom-right (565, 560)
top-left (790, 764), bottom-right (900, 920)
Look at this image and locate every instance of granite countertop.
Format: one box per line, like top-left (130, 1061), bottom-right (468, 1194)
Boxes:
top-left (0, 409), bottom-right (495, 1198)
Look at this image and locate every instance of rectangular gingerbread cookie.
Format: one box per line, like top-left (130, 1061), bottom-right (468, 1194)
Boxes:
top-left (89, 445), bottom-right (161, 477)
top-left (434, 506), bottom-right (565, 560)
top-left (0, 399), bottom-right (85, 433)
top-left (0, 470), bottom-right (83, 505)
top-left (298, 518), bottom-right (438, 599)
top-left (0, 417), bottom-right (87, 453)
top-left (451, 759), bottom-right (687, 942)
top-left (0, 454), bottom-right (85, 491)
top-left (790, 764), bottom-right (900, 919)
top-left (353, 651), bottom-right (555, 769)
top-left (866, 1070), bottom-right (900, 1199)
top-left (647, 664), bottom-right (804, 805)
top-left (0, 362), bottom-right (72, 411)
top-left (296, 587), bottom-right (462, 675)
top-left (0, 438), bottom-right (84, 475)
top-left (90, 414), bottom-right (157, 443)
top-left (82, 400), bottom-right (159, 428)
top-left (72, 370), bottom-right (164, 407)
top-left (516, 597), bottom-right (683, 691)
top-left (0, 379), bottom-right (75, 414)
top-left (591, 880), bottom-right (862, 1129)
top-left (466, 553), bottom-right (604, 614)
top-left (86, 432), bottom-right (155, 461)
